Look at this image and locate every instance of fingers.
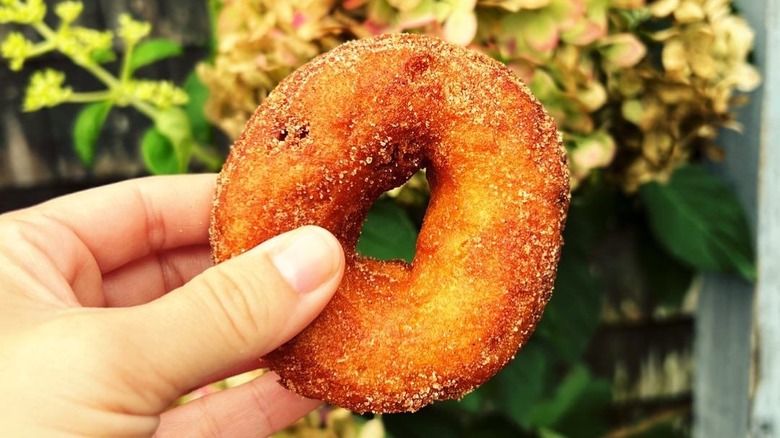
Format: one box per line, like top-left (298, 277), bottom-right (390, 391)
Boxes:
top-left (124, 226), bottom-right (344, 405)
top-left (33, 174), bottom-right (216, 274)
top-left (101, 245), bottom-right (213, 307)
top-left (155, 372), bottom-right (321, 438)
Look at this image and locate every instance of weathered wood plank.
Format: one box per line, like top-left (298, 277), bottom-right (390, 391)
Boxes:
top-left (694, 0), bottom-right (767, 436)
top-left (750, 0), bottom-right (780, 435)
top-left (96, 0), bottom-right (210, 45)
top-left (694, 275), bottom-right (753, 437)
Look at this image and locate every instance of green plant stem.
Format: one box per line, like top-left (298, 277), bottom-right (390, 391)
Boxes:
top-left (602, 406), bottom-right (690, 438)
top-left (120, 42), bottom-right (135, 84)
top-left (20, 11), bottom-right (201, 172)
top-left (190, 142), bottom-right (222, 171)
top-left (76, 55), bottom-right (118, 88)
top-left (28, 40), bottom-right (56, 57)
top-left (31, 20), bottom-right (119, 89)
top-left (31, 19), bottom-right (161, 121)
top-left (130, 98), bottom-right (159, 119)
top-left (67, 90), bottom-right (113, 103)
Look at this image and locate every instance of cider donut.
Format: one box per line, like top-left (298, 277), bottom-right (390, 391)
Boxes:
top-left (210, 34), bottom-right (569, 413)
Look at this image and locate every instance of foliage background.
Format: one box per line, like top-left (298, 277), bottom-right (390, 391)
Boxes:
top-left (0, 0), bottom-right (760, 436)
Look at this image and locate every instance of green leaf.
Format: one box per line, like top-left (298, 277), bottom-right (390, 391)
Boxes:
top-left (470, 342), bottom-right (549, 428)
top-left (535, 252), bottom-right (603, 363)
top-left (356, 198), bottom-right (418, 262)
top-left (539, 429), bottom-right (569, 438)
top-left (154, 107), bottom-right (193, 171)
top-left (183, 71), bottom-right (211, 143)
top-left (128, 38), bottom-right (182, 72)
top-left (383, 406), bottom-right (463, 438)
top-left (463, 413), bottom-right (527, 437)
top-left (155, 107), bottom-right (191, 144)
top-left (90, 48), bottom-right (117, 64)
top-left (640, 165), bottom-right (756, 282)
top-left (533, 189), bottom-right (607, 363)
top-left (527, 365), bottom-right (611, 436)
top-left (141, 127), bottom-right (180, 174)
top-left (548, 376), bottom-right (611, 438)
top-left (636, 223), bottom-right (695, 308)
top-left (73, 101), bottom-right (112, 167)
top-left (528, 366), bottom-right (590, 427)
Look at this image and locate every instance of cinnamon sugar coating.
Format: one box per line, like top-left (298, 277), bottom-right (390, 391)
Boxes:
top-left (210, 34), bottom-right (570, 413)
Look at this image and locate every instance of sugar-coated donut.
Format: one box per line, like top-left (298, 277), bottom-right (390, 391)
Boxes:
top-left (210, 33), bottom-right (569, 413)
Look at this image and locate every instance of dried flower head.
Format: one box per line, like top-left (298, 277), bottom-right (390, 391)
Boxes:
top-left (198, 0), bottom-right (362, 138)
top-left (201, 0), bottom-right (759, 192)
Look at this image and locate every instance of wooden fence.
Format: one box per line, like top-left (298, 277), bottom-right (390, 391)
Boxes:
top-left (695, 1), bottom-right (780, 436)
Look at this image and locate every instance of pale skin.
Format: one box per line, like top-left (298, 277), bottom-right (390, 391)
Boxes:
top-left (0, 174), bottom-right (345, 437)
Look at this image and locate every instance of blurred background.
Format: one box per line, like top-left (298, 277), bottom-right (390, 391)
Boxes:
top-left (0, 0), bottom-right (773, 437)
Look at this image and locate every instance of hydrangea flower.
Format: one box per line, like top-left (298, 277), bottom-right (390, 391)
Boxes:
top-left (199, 0), bottom-right (760, 191)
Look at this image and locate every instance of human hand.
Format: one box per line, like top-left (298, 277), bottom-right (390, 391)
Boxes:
top-left (0, 174), bottom-right (345, 437)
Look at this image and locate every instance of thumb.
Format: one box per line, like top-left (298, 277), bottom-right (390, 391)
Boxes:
top-left (126, 225), bottom-right (344, 400)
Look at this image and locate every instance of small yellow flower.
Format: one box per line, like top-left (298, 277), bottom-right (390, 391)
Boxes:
top-left (1, 31), bottom-right (34, 70)
top-left (0, 0), bottom-right (46, 24)
top-left (23, 69), bottom-right (72, 111)
top-left (55, 1), bottom-right (83, 24)
top-left (57, 27), bottom-right (114, 64)
top-left (131, 80), bottom-right (188, 109)
top-left (118, 13), bottom-right (151, 46)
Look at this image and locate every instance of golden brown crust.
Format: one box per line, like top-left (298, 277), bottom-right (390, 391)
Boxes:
top-left (210, 33), bottom-right (569, 413)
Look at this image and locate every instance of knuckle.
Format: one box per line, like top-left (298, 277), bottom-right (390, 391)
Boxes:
top-left (193, 262), bottom-right (280, 351)
top-left (157, 251), bottom-right (186, 292)
top-left (248, 378), bottom-right (278, 433)
top-left (133, 182), bottom-right (168, 253)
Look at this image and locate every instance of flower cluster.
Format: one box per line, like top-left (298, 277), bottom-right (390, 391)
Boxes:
top-left (23, 68), bottom-right (72, 111)
top-left (615, 0), bottom-right (761, 190)
top-left (200, 0), bottom-right (759, 192)
top-left (198, 0), bottom-right (364, 137)
top-left (0, 1), bottom-right (189, 114)
top-left (0, 0), bottom-right (223, 173)
top-left (0, 0), bottom-right (45, 24)
top-left (0, 31), bottom-right (34, 70)
top-left (130, 80), bottom-right (190, 110)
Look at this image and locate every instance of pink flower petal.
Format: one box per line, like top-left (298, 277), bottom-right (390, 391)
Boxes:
top-left (344, 0), bottom-right (368, 9)
top-left (523, 13), bottom-right (560, 52)
top-left (602, 33), bottom-right (647, 68)
top-left (292, 11), bottom-right (306, 29)
top-left (443, 10), bottom-right (477, 45)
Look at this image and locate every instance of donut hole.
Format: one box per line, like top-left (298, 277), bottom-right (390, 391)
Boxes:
top-left (356, 171), bottom-right (429, 263)
top-left (386, 170), bottom-right (430, 227)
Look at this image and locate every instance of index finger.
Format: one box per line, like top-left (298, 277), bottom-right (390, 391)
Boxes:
top-left (35, 174), bottom-right (217, 273)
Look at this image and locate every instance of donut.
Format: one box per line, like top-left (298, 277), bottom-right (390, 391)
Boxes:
top-left (210, 33), bottom-right (569, 413)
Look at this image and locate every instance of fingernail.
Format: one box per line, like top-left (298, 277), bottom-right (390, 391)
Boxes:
top-left (270, 226), bottom-right (342, 294)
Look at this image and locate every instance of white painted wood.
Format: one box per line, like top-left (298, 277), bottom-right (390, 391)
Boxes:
top-left (694, 0), bottom-right (769, 436)
top-left (694, 275), bottom-right (753, 437)
top-left (751, 0), bottom-right (780, 435)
